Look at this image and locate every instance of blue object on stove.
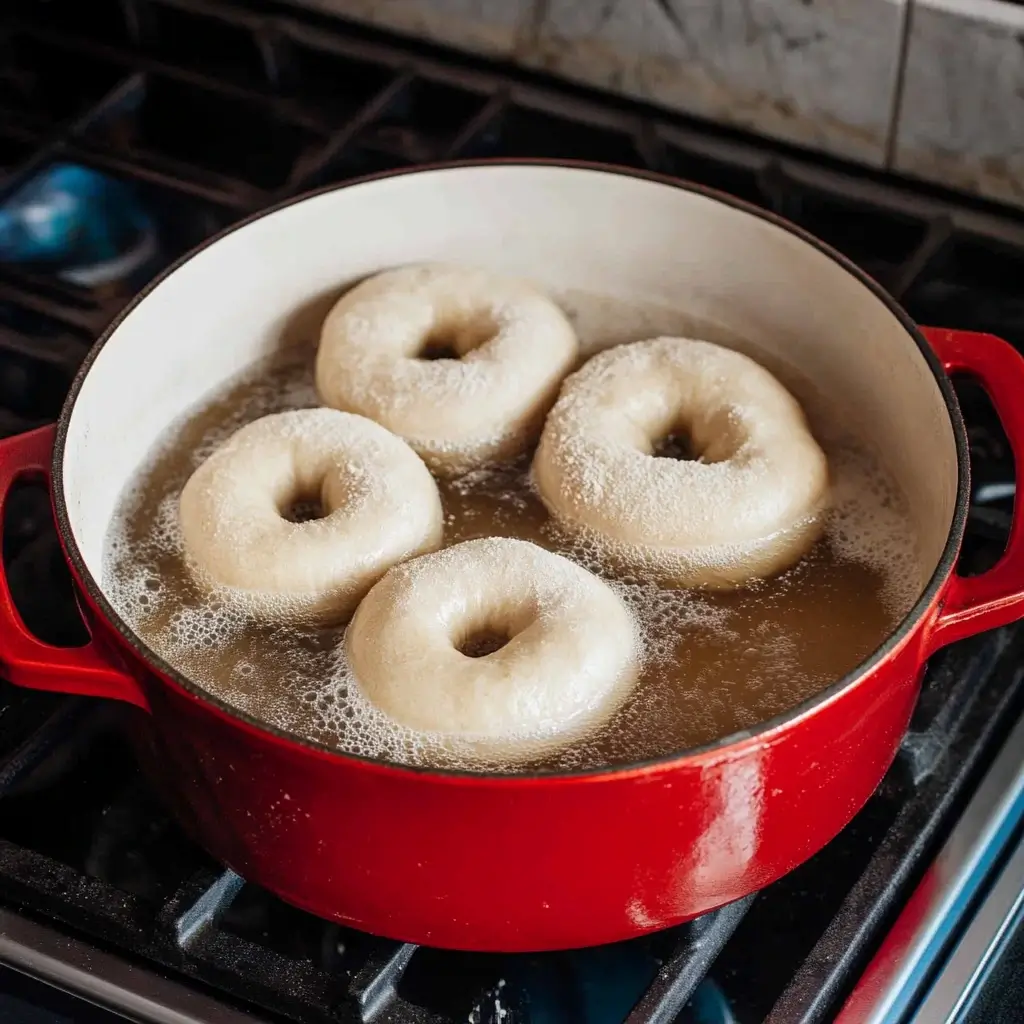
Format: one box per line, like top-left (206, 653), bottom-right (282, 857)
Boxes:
top-left (0, 163), bottom-right (157, 286)
top-left (506, 943), bottom-right (734, 1024)
top-left (686, 980), bottom-right (737, 1024)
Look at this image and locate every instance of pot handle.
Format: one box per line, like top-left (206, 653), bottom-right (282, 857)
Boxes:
top-left (0, 424), bottom-right (149, 710)
top-left (922, 328), bottom-right (1024, 652)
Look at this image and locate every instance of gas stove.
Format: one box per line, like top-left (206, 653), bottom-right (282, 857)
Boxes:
top-left (1, 2), bottom-right (1024, 1022)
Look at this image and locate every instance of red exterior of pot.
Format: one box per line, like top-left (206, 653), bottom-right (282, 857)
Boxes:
top-left (1, 327), bottom-right (1023, 951)
top-left (90, 604), bottom-right (930, 951)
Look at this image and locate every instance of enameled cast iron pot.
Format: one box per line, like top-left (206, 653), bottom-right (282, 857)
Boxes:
top-left (1, 163), bottom-right (1023, 953)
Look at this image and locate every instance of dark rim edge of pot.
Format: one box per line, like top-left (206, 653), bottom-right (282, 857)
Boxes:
top-left (50, 159), bottom-right (970, 782)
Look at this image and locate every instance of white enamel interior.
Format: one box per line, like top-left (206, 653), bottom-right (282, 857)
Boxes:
top-left (60, 164), bottom-right (958, 604)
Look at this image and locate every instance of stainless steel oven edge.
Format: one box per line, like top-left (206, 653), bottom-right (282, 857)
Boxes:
top-left (0, 909), bottom-right (268, 1024)
top-left (838, 709), bottom-right (1024, 1023)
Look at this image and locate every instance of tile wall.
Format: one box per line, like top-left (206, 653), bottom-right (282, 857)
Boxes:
top-left (295, 0), bottom-right (1024, 209)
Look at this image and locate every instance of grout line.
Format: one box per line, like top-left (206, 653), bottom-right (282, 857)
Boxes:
top-left (885, 0), bottom-right (917, 170)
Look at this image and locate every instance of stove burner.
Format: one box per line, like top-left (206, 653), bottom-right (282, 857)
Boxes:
top-left (0, 2), bottom-right (1023, 1022)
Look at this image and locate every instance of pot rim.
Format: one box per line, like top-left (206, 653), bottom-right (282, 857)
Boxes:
top-left (51, 159), bottom-right (970, 781)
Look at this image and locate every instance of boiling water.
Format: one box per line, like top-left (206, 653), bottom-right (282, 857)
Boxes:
top-left (103, 291), bottom-right (923, 773)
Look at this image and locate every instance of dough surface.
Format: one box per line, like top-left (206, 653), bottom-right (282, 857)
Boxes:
top-left (179, 408), bottom-right (443, 621)
top-left (316, 263), bottom-right (579, 475)
top-left (533, 337), bottom-right (829, 586)
top-left (346, 537), bottom-right (641, 763)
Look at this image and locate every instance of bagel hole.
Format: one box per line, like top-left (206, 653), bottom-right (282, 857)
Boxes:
top-left (457, 628), bottom-right (511, 658)
top-left (418, 337), bottom-right (460, 361)
top-left (417, 313), bottom-right (497, 361)
top-left (281, 496), bottom-right (326, 523)
top-left (652, 431), bottom-right (698, 461)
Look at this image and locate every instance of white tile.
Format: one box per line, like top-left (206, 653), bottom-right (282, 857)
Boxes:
top-left (894, 0), bottom-right (1024, 208)
top-left (523, 0), bottom-right (908, 166)
top-left (287, 0), bottom-right (539, 59)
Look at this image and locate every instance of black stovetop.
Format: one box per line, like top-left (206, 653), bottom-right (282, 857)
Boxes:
top-left (1, 2), bottom-right (1024, 1023)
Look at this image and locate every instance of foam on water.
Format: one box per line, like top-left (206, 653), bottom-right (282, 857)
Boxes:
top-left (102, 291), bottom-right (926, 773)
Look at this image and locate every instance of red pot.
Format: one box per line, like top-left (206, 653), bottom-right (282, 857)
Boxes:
top-left (1, 163), bottom-right (1023, 953)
